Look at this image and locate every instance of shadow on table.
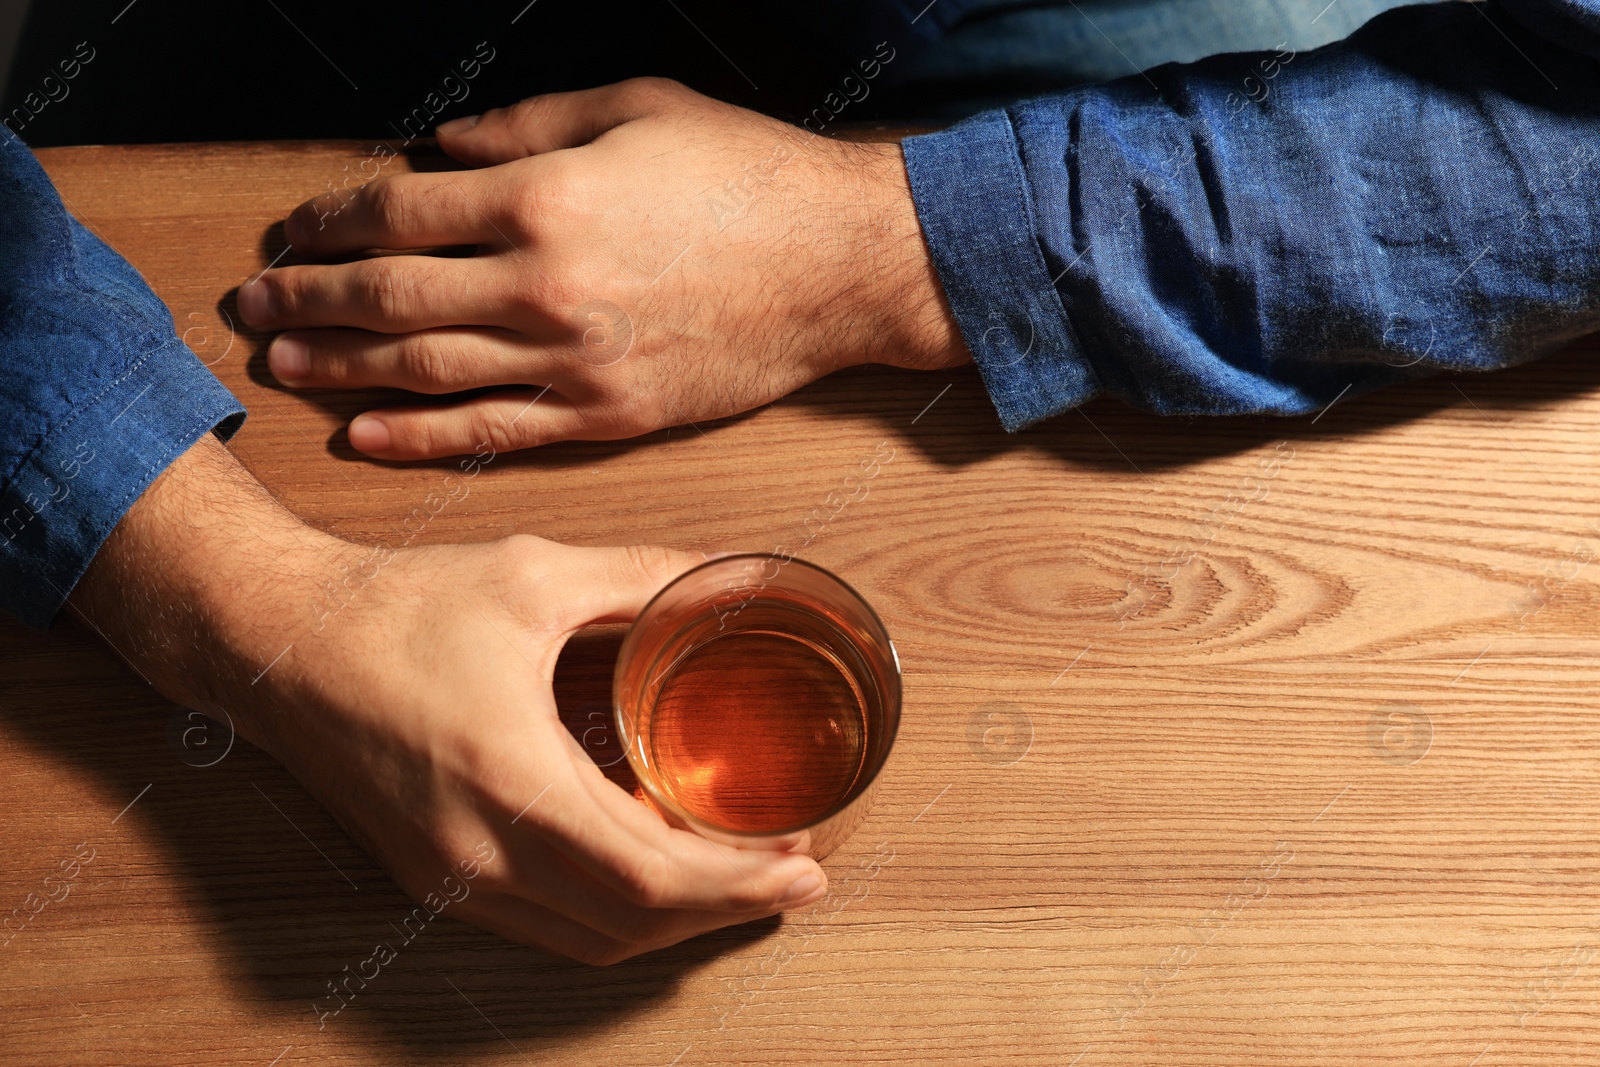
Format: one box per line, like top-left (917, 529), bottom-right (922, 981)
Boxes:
top-left (795, 332), bottom-right (1600, 475)
top-left (0, 623), bottom-right (770, 1061)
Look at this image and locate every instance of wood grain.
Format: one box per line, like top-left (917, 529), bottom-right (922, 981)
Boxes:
top-left (3, 139), bottom-right (1600, 1066)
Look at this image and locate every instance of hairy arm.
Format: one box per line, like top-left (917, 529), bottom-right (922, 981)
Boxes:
top-left (70, 433), bottom-right (341, 747)
top-left (69, 435), bottom-right (827, 965)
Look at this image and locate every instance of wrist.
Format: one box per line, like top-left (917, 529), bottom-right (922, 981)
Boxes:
top-left (860, 141), bottom-right (971, 372)
top-left (182, 522), bottom-right (365, 752)
top-left (69, 434), bottom-right (361, 752)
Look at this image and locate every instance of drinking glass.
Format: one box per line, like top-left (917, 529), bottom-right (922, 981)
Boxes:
top-left (613, 554), bottom-right (901, 859)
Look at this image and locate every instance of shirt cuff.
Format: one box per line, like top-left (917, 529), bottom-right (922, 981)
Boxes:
top-left (901, 108), bottom-right (1101, 432)
top-left (0, 338), bottom-right (246, 629)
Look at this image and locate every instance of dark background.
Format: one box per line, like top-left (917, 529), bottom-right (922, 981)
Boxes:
top-left (1, 0), bottom-right (886, 146)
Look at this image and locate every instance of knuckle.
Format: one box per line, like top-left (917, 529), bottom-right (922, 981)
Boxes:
top-left (508, 273), bottom-right (562, 323)
top-left (506, 94), bottom-right (556, 129)
top-left (492, 533), bottom-right (555, 583)
top-left (499, 531), bottom-right (556, 562)
top-left (265, 271), bottom-right (302, 318)
top-left (398, 334), bottom-right (459, 387)
top-left (363, 178), bottom-right (411, 239)
top-left (615, 849), bottom-right (674, 909)
top-left (483, 533), bottom-right (561, 608)
top-left (464, 861), bottom-right (514, 895)
top-left (504, 179), bottom-right (546, 241)
top-left (505, 167), bottom-right (556, 239)
top-left (587, 393), bottom-right (660, 438)
top-left (545, 267), bottom-right (593, 317)
top-left (315, 349), bottom-right (357, 387)
top-left (616, 543), bottom-right (681, 588)
top-left (618, 76), bottom-right (684, 108)
top-left (515, 159), bottom-right (585, 232)
top-left (522, 261), bottom-right (600, 327)
top-left (356, 261), bottom-right (412, 322)
top-left (468, 408), bottom-right (523, 457)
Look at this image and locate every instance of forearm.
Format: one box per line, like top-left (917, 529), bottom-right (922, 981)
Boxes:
top-left (902, 0), bottom-right (1600, 429)
top-left (0, 131), bottom-right (246, 625)
top-left (67, 433), bottom-right (351, 754)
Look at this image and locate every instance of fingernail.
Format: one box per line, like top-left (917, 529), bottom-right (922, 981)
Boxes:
top-left (349, 414), bottom-right (392, 453)
top-left (782, 873), bottom-right (825, 905)
top-left (237, 279), bottom-right (277, 327)
top-left (268, 336), bottom-right (310, 384)
top-left (436, 114), bottom-right (481, 137)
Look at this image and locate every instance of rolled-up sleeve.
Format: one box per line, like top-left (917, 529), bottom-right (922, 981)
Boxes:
top-left (902, 0), bottom-right (1600, 430)
top-left (902, 108), bottom-right (1103, 429)
top-left (0, 130), bottom-right (245, 628)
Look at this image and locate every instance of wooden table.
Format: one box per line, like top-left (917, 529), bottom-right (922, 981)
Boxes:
top-left (5, 141), bottom-right (1600, 1066)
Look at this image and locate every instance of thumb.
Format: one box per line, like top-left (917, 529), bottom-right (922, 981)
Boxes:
top-left (437, 77), bottom-right (686, 165)
top-left (556, 543), bottom-right (706, 627)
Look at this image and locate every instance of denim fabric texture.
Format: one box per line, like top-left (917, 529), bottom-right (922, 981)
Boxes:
top-left (878, 0), bottom-right (1417, 116)
top-left (3, 0), bottom-right (1600, 626)
top-left (0, 130), bottom-right (245, 628)
top-left (903, 0), bottom-right (1600, 430)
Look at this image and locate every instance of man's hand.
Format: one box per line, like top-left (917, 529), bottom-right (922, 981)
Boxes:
top-left (70, 435), bottom-right (827, 963)
top-left (237, 78), bottom-right (969, 460)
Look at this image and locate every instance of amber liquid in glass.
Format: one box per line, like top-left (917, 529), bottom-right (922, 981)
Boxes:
top-left (643, 597), bottom-right (885, 833)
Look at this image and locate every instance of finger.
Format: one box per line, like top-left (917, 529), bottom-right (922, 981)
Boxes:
top-left (282, 170), bottom-right (512, 257)
top-left (569, 736), bottom-right (811, 858)
top-left (494, 826), bottom-right (806, 949)
top-left (454, 889), bottom-right (648, 965)
top-left (543, 541), bottom-right (705, 626)
top-left (552, 681), bottom-right (812, 857)
top-left (268, 328), bottom-right (571, 395)
top-left (436, 77), bottom-right (688, 165)
top-left (348, 389), bottom-right (600, 459)
top-left (463, 891), bottom-right (765, 966)
top-left (238, 256), bottom-right (512, 333)
top-left (531, 774), bottom-right (827, 915)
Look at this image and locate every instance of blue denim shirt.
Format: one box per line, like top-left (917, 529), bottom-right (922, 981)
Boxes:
top-left (0, 129), bottom-right (245, 628)
top-left (3, 0), bottom-right (1599, 627)
top-left (902, 0), bottom-right (1600, 429)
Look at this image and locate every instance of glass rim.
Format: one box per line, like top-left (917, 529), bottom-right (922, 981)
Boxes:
top-left (612, 552), bottom-right (903, 840)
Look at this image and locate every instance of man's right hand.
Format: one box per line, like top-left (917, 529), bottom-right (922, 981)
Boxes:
top-left (69, 434), bottom-right (827, 964)
top-left (239, 78), bottom-right (969, 461)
